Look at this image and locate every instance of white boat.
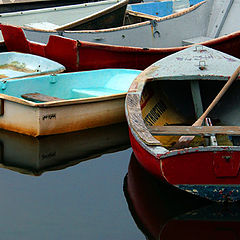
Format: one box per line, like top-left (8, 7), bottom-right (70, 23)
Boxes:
top-left (20, 0), bottom-right (240, 49)
top-left (0, 68), bottom-right (140, 137)
top-left (0, 0), bottom-right (128, 31)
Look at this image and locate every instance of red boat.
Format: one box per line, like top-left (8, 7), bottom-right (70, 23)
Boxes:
top-left (125, 45), bottom-right (240, 202)
top-left (124, 154), bottom-right (240, 240)
top-left (1, 23), bottom-right (240, 72)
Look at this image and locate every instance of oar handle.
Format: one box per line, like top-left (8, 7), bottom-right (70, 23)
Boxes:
top-left (193, 64), bottom-right (240, 127)
top-left (173, 64), bottom-right (240, 148)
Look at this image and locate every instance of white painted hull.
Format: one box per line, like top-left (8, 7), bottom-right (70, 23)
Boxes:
top-left (0, 0), bottom-right (128, 31)
top-left (0, 95), bottom-right (126, 136)
top-left (22, 0), bottom-right (240, 49)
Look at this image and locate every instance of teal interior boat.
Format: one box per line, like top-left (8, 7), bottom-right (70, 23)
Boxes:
top-left (0, 68), bottom-right (141, 136)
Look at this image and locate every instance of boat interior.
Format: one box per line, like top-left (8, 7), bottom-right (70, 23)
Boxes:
top-left (182, 0), bottom-right (240, 46)
top-left (0, 69), bottom-right (140, 102)
top-left (0, 0), bottom-right (127, 31)
top-left (141, 79), bottom-right (240, 148)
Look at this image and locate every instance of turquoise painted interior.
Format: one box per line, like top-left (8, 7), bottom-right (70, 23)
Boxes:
top-left (0, 69), bottom-right (141, 101)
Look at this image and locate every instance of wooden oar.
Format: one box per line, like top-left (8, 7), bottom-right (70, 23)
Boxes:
top-left (173, 64), bottom-right (240, 148)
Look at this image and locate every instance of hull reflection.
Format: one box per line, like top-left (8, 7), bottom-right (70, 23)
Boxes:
top-left (0, 122), bottom-right (130, 175)
top-left (124, 154), bottom-right (240, 240)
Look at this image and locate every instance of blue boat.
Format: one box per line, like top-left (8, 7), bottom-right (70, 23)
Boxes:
top-left (128, 0), bottom-right (203, 17)
top-left (0, 68), bottom-right (141, 136)
top-left (0, 52), bottom-right (65, 80)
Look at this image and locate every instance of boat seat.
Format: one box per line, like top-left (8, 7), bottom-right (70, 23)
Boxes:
top-left (71, 88), bottom-right (123, 98)
top-left (21, 92), bottom-right (63, 102)
top-left (182, 36), bottom-right (213, 46)
top-left (24, 22), bottom-right (60, 30)
top-left (148, 125), bottom-right (240, 136)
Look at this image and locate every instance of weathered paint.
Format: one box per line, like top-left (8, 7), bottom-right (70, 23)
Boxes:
top-left (0, 52), bottom-right (65, 80)
top-left (0, 69), bottom-right (140, 136)
top-left (0, 0), bottom-right (128, 31)
top-left (125, 154), bottom-right (210, 240)
top-left (177, 185), bottom-right (240, 202)
top-left (23, 1), bottom-right (208, 47)
top-left (126, 45), bottom-right (240, 202)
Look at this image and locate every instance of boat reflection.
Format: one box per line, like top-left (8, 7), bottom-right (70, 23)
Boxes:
top-left (124, 154), bottom-right (240, 240)
top-left (0, 122), bottom-right (130, 175)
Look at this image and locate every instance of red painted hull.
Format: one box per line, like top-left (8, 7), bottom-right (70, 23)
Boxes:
top-left (125, 154), bottom-right (240, 240)
top-left (129, 129), bottom-right (240, 201)
top-left (1, 24), bottom-right (240, 71)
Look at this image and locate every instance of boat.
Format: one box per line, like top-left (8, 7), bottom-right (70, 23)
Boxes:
top-left (0, 52), bottom-right (65, 80)
top-left (14, 0), bottom-right (240, 54)
top-left (127, 0), bottom-right (203, 17)
top-left (124, 154), bottom-right (240, 239)
top-left (0, 0), bottom-right (128, 31)
top-left (0, 23), bottom-right (168, 71)
top-left (0, 122), bottom-right (130, 176)
top-left (1, 1), bottom-right (240, 71)
top-left (125, 45), bottom-right (240, 202)
top-left (0, 0), bottom-right (94, 13)
top-left (0, 68), bottom-right (140, 136)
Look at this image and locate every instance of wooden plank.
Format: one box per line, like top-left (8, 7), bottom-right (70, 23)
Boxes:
top-left (21, 92), bottom-right (63, 102)
top-left (190, 80), bottom-right (203, 118)
top-left (148, 125), bottom-right (240, 136)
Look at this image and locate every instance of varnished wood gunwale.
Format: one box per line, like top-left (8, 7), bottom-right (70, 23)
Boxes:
top-left (149, 126), bottom-right (240, 136)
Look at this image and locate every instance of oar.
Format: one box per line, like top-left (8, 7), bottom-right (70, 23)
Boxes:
top-left (173, 64), bottom-right (240, 149)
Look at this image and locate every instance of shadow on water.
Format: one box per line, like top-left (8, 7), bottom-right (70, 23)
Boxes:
top-left (0, 122), bottom-right (130, 175)
top-left (124, 153), bottom-right (240, 240)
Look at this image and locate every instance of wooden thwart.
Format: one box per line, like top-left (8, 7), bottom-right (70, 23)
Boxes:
top-left (149, 125), bottom-right (240, 136)
top-left (21, 92), bottom-right (63, 102)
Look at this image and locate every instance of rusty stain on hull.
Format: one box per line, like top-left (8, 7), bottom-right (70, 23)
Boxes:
top-left (0, 62), bottom-right (36, 73)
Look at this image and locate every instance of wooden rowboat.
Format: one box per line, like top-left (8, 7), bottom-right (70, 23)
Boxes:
top-left (0, 51), bottom-right (65, 80)
top-left (126, 45), bottom-right (240, 202)
top-left (0, 68), bottom-right (140, 136)
top-left (0, 0), bottom-right (128, 31)
top-left (0, 122), bottom-right (130, 176)
top-left (124, 154), bottom-right (240, 239)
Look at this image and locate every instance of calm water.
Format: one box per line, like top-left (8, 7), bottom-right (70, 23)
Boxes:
top-left (0, 123), bottom-right (143, 240)
top-left (1, 122), bottom-right (240, 240)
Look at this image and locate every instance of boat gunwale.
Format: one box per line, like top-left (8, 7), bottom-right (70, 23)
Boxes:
top-left (0, 91), bottom-right (127, 107)
top-left (72, 29), bottom-right (240, 52)
top-left (0, 0), bottom-right (128, 31)
top-left (125, 48), bottom-right (240, 150)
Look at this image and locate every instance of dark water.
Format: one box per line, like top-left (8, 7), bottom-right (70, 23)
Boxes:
top-left (0, 123), bottom-right (143, 240)
top-left (1, 122), bottom-right (240, 240)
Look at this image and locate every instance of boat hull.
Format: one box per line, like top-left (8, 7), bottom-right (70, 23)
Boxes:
top-left (0, 0), bottom-right (128, 31)
top-left (125, 155), bottom-right (240, 240)
top-left (0, 96), bottom-right (126, 137)
top-left (2, 23), bottom-right (240, 71)
top-left (130, 129), bottom-right (240, 202)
